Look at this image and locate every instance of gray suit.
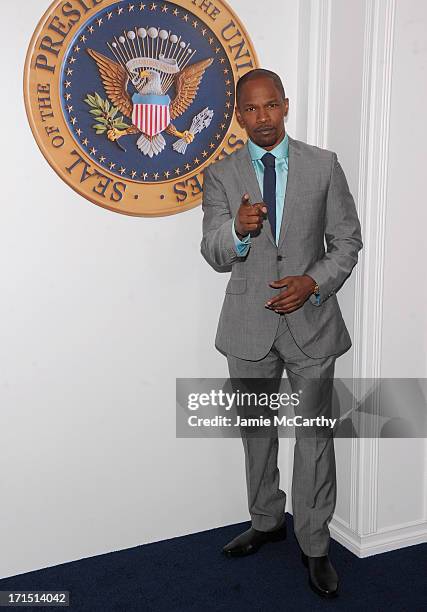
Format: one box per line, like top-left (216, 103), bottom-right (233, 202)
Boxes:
top-left (201, 135), bottom-right (362, 360)
top-left (201, 135), bottom-right (362, 556)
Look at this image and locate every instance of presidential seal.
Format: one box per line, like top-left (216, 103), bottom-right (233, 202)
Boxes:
top-left (24, 0), bottom-right (259, 216)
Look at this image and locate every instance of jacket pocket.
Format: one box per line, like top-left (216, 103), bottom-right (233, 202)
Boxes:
top-left (225, 278), bottom-right (247, 294)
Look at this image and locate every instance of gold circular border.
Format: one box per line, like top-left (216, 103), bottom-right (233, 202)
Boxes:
top-left (24, 0), bottom-right (259, 217)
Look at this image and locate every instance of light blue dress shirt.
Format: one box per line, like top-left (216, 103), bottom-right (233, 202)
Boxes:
top-left (231, 133), bottom-right (320, 304)
top-left (232, 132), bottom-right (289, 254)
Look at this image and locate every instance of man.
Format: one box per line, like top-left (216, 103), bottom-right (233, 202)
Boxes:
top-left (200, 69), bottom-right (362, 598)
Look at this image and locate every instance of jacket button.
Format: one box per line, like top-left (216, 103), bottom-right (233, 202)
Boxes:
top-left (277, 255), bottom-right (283, 261)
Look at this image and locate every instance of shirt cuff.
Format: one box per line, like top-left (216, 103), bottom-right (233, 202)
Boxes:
top-left (305, 274), bottom-right (321, 306)
top-left (232, 218), bottom-right (251, 256)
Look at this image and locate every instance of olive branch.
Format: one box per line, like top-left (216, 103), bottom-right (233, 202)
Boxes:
top-left (84, 92), bottom-right (131, 152)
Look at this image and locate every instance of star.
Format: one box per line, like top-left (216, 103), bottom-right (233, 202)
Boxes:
top-left (215, 133), bottom-right (221, 140)
top-left (65, 81), bottom-right (71, 88)
top-left (182, 14), bottom-right (189, 21)
top-left (109, 162), bottom-right (116, 170)
top-left (142, 172), bottom-right (148, 180)
top-left (184, 163), bottom-right (191, 170)
top-left (76, 128), bottom-right (82, 136)
top-left (71, 117), bottom-right (77, 125)
top-left (201, 28), bottom-right (206, 36)
top-left (202, 150), bottom-right (208, 158)
top-left (97, 18), bottom-right (103, 26)
top-left (172, 8), bottom-right (178, 16)
top-left (128, 3), bottom-right (135, 11)
top-left (150, 2), bottom-right (157, 10)
top-left (209, 142), bottom-right (215, 149)
top-left (69, 56), bottom-right (76, 64)
top-left (221, 123), bottom-right (226, 130)
top-left (220, 58), bottom-right (226, 64)
top-left (226, 102), bottom-right (231, 108)
top-left (224, 113), bottom-right (230, 120)
top-left (67, 105), bottom-right (73, 112)
top-left (120, 167), bottom-right (126, 175)
top-left (65, 93), bottom-right (72, 100)
top-left (140, 2), bottom-right (146, 9)
top-left (192, 20), bottom-right (198, 28)
top-left (164, 170), bottom-right (170, 178)
top-left (175, 168), bottom-right (181, 175)
top-left (74, 45), bottom-right (81, 53)
top-left (209, 37), bottom-right (214, 44)
top-left (215, 47), bottom-right (220, 54)
top-left (82, 138), bottom-right (89, 146)
top-left (80, 34), bottom-right (87, 43)
top-left (223, 68), bottom-right (229, 74)
top-left (99, 156), bottom-right (106, 163)
top-left (66, 68), bottom-right (73, 76)
top-left (162, 4), bottom-right (168, 12)
top-left (225, 79), bottom-right (231, 86)
top-left (88, 25), bottom-right (94, 33)
top-left (193, 157), bottom-right (200, 165)
top-left (117, 7), bottom-right (124, 14)
top-left (131, 170), bottom-right (137, 178)
top-left (153, 172), bottom-right (159, 179)
top-left (107, 11), bottom-right (113, 20)
top-left (226, 90), bottom-right (232, 97)
top-left (90, 147), bottom-right (97, 155)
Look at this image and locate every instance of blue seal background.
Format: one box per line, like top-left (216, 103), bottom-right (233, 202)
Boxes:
top-left (60, 1), bottom-right (235, 183)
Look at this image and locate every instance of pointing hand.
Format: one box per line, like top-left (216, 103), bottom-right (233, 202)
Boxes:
top-left (235, 193), bottom-right (267, 238)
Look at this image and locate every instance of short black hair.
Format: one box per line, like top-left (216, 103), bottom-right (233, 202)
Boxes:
top-left (236, 69), bottom-right (286, 107)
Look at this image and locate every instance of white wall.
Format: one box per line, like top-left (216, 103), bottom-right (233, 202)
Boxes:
top-left (382, 0), bottom-right (427, 376)
top-left (0, 0), bottom-right (299, 579)
top-left (2, 0), bottom-right (425, 579)
top-left (374, 0), bottom-right (427, 546)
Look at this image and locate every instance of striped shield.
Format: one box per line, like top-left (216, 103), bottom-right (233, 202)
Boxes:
top-left (132, 102), bottom-right (171, 137)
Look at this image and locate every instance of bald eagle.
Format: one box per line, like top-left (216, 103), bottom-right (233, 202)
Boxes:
top-left (87, 48), bottom-right (213, 158)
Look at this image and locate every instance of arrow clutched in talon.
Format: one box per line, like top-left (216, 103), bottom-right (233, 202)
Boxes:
top-left (173, 107), bottom-right (214, 154)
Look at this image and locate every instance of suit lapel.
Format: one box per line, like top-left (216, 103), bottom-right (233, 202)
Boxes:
top-left (235, 144), bottom-right (276, 247)
top-left (278, 135), bottom-right (303, 249)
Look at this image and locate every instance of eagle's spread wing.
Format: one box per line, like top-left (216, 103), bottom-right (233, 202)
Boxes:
top-left (86, 48), bottom-right (133, 119)
top-left (169, 58), bottom-right (214, 120)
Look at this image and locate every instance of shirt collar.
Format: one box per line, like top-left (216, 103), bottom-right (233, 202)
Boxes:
top-left (248, 132), bottom-right (289, 161)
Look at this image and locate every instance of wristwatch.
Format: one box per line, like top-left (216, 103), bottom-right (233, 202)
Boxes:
top-left (313, 282), bottom-right (320, 305)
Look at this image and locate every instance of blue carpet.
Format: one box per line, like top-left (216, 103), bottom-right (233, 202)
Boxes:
top-left (0, 515), bottom-right (425, 611)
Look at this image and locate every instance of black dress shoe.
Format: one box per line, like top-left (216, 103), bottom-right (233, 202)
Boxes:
top-left (222, 523), bottom-right (286, 557)
top-left (301, 552), bottom-right (339, 598)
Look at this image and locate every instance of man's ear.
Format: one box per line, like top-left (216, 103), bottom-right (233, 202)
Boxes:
top-left (235, 106), bottom-right (244, 128)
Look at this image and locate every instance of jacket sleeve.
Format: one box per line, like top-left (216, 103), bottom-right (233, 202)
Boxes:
top-left (200, 165), bottom-right (246, 269)
top-left (305, 153), bottom-right (363, 305)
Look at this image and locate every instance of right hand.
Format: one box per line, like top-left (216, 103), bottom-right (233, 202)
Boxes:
top-left (235, 194), bottom-right (268, 238)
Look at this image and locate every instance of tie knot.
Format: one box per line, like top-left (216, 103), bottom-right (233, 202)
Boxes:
top-left (261, 152), bottom-right (276, 168)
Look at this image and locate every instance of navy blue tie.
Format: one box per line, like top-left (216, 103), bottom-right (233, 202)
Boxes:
top-left (261, 152), bottom-right (276, 240)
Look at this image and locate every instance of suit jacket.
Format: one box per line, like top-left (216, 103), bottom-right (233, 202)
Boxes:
top-left (200, 134), bottom-right (363, 360)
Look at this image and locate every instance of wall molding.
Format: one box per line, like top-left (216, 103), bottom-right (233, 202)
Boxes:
top-left (350, 0), bottom-right (397, 546)
top-left (306, 0), bottom-right (332, 147)
top-left (352, 0), bottom-right (396, 381)
top-left (330, 516), bottom-right (427, 558)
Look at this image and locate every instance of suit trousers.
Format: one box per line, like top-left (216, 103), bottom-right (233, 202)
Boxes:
top-left (226, 315), bottom-right (336, 557)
